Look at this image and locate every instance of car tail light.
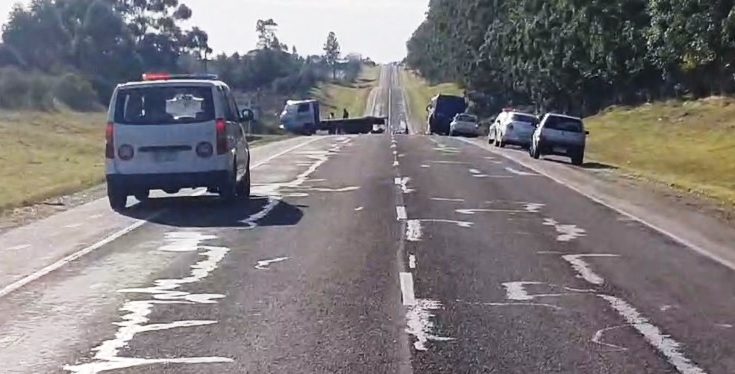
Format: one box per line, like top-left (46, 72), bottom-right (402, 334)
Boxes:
top-left (105, 122), bottom-right (114, 159)
top-left (216, 119), bottom-right (227, 155)
top-left (196, 142), bottom-right (214, 158)
top-left (117, 144), bottom-right (134, 160)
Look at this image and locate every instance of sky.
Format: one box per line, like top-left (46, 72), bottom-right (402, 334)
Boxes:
top-left (0, 0), bottom-right (429, 63)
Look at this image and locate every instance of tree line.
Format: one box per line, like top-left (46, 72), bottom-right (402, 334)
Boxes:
top-left (406, 0), bottom-right (735, 116)
top-left (0, 0), bottom-right (359, 110)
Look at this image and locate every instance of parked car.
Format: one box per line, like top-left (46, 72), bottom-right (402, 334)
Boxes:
top-left (449, 113), bottom-right (480, 137)
top-left (529, 113), bottom-right (588, 165)
top-left (105, 73), bottom-right (253, 210)
top-left (427, 94), bottom-right (467, 135)
top-left (488, 109), bottom-right (539, 148)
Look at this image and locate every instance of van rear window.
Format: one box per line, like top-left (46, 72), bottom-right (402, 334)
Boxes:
top-left (114, 86), bottom-right (214, 125)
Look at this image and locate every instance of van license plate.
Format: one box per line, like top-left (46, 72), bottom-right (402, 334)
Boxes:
top-left (154, 151), bottom-right (178, 162)
top-left (553, 147), bottom-right (567, 154)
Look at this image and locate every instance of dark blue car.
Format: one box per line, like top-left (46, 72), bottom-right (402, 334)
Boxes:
top-left (427, 94), bottom-right (467, 135)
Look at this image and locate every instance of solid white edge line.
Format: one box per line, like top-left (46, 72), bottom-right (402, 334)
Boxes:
top-left (456, 137), bottom-right (735, 272)
top-left (0, 220), bottom-right (147, 298)
top-left (252, 137), bottom-right (324, 169)
top-left (400, 272), bottom-right (416, 306)
top-left (0, 136), bottom-right (326, 300)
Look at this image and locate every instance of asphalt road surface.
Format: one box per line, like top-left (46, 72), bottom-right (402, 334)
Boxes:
top-left (0, 65), bottom-right (733, 374)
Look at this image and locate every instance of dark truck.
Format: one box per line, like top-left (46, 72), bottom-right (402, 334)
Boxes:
top-left (427, 94), bottom-right (468, 135)
top-left (280, 99), bottom-right (386, 135)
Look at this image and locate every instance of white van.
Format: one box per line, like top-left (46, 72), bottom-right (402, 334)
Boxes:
top-left (105, 74), bottom-right (253, 210)
top-left (279, 99), bottom-right (321, 135)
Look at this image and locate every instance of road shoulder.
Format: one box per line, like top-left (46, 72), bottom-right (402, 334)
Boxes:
top-left (458, 137), bottom-right (735, 271)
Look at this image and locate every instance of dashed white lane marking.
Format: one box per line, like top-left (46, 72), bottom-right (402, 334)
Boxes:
top-left (6, 244), bottom-right (31, 251)
top-left (430, 160), bottom-right (467, 165)
top-left (502, 282), bottom-right (565, 301)
top-left (599, 295), bottom-right (707, 374)
top-left (400, 272), bottom-right (416, 306)
top-left (409, 255), bottom-right (417, 269)
top-left (469, 169), bottom-right (481, 174)
top-left (254, 257), bottom-right (289, 270)
top-left (543, 218), bottom-right (586, 242)
top-left (354, 206), bottom-right (364, 212)
top-left (716, 323), bottom-right (733, 328)
top-left (406, 220), bottom-right (423, 242)
top-left (592, 325), bottom-right (629, 351)
top-left (396, 206), bottom-right (408, 221)
top-left (505, 167), bottom-right (539, 176)
top-left (420, 164), bottom-right (430, 168)
top-left (561, 254), bottom-right (619, 285)
top-left (431, 197), bottom-right (464, 202)
top-left (393, 160), bottom-right (400, 167)
top-left (473, 174), bottom-right (512, 179)
top-left (660, 305), bottom-right (675, 311)
top-left (64, 232), bottom-right (232, 373)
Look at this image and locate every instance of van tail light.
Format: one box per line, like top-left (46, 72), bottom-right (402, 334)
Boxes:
top-left (196, 142), bottom-right (214, 158)
top-left (105, 122), bottom-right (115, 159)
top-left (216, 119), bottom-right (227, 155)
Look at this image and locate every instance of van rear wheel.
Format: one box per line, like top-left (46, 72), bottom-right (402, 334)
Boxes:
top-left (219, 168), bottom-right (237, 202)
top-left (236, 167), bottom-right (251, 201)
top-left (108, 185), bottom-right (128, 211)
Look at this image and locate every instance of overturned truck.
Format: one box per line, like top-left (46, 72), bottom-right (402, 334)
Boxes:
top-left (279, 100), bottom-right (386, 135)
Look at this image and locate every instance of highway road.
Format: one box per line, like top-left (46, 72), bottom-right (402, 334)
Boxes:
top-left (0, 65), bottom-right (733, 373)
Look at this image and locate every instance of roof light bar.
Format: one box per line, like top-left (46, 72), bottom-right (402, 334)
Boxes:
top-left (142, 73), bottom-right (219, 81)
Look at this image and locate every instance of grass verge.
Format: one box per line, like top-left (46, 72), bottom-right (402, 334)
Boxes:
top-left (401, 69), bottom-right (464, 129)
top-left (585, 97), bottom-right (735, 206)
top-left (0, 110), bottom-right (107, 211)
top-left (310, 65), bottom-right (381, 118)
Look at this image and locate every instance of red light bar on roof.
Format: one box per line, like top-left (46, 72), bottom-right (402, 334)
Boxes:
top-left (142, 73), bottom-right (219, 81)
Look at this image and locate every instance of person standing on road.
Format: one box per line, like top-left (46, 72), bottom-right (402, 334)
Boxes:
top-left (343, 108), bottom-right (349, 119)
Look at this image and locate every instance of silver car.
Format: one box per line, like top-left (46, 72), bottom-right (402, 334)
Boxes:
top-left (529, 113), bottom-right (588, 165)
top-left (449, 113), bottom-right (480, 137)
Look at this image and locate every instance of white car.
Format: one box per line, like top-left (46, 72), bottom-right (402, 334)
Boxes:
top-left (105, 73), bottom-right (253, 210)
top-left (449, 113), bottom-right (480, 137)
top-left (529, 113), bottom-right (588, 165)
top-left (489, 110), bottom-right (539, 148)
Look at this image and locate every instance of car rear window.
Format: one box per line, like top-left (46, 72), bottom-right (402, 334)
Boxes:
top-left (114, 85), bottom-right (215, 125)
top-left (511, 114), bottom-right (538, 124)
top-left (544, 116), bottom-right (584, 132)
top-left (456, 114), bottom-right (477, 122)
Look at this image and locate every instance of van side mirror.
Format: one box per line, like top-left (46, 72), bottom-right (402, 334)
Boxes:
top-left (426, 105), bottom-right (431, 112)
top-left (240, 109), bottom-right (254, 122)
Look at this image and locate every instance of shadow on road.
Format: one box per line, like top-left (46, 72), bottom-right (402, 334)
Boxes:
top-left (122, 195), bottom-right (304, 229)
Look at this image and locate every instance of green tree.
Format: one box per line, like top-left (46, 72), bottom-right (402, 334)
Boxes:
top-left (323, 31), bottom-right (341, 80)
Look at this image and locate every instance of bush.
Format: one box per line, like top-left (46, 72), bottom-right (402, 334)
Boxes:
top-left (53, 73), bottom-right (100, 111)
top-left (0, 67), bottom-right (100, 111)
top-left (0, 67), bottom-right (32, 108)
